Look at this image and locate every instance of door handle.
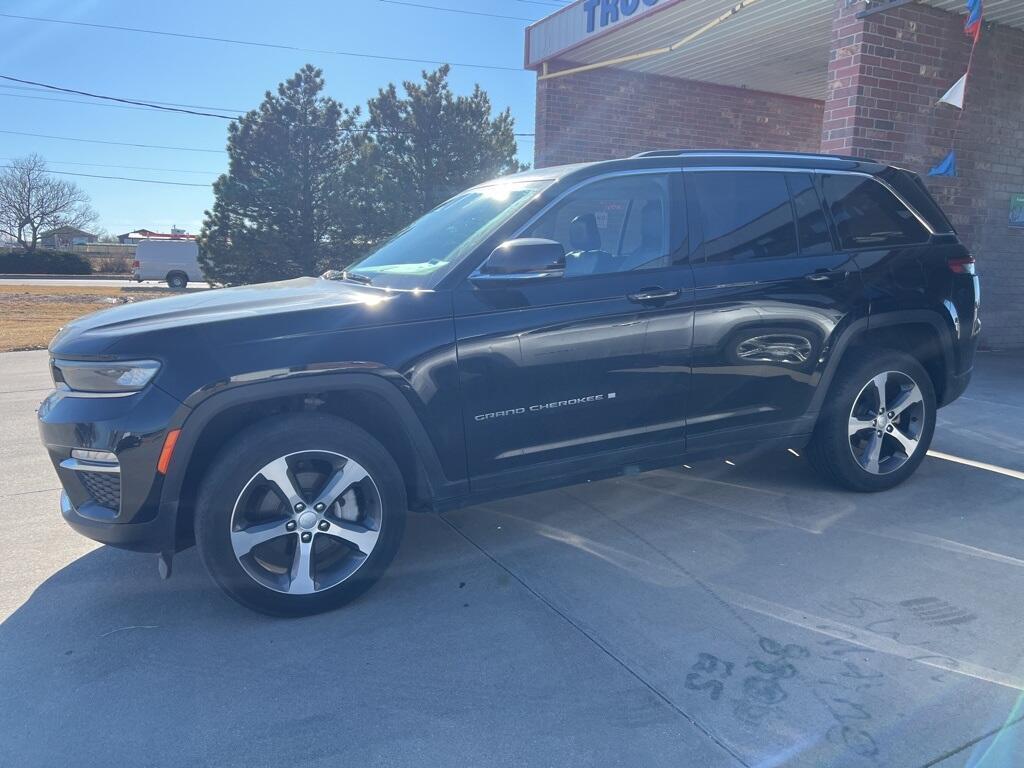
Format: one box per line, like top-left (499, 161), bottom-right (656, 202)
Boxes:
top-left (805, 269), bottom-right (846, 282)
top-left (628, 288), bottom-right (681, 304)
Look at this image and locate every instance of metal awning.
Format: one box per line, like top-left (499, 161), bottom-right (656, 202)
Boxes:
top-left (925, 0), bottom-right (1024, 27)
top-left (526, 0), bottom-right (1024, 102)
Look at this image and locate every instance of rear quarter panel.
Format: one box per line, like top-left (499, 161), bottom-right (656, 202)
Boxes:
top-left (856, 241), bottom-right (977, 380)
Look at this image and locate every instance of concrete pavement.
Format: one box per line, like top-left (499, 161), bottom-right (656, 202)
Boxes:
top-left (1, 349), bottom-right (1022, 767)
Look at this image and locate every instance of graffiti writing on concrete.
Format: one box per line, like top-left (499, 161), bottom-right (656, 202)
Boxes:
top-left (685, 634), bottom-right (882, 760)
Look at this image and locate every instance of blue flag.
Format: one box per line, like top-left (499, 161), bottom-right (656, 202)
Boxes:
top-left (965, 0), bottom-right (983, 41)
top-left (929, 150), bottom-right (957, 177)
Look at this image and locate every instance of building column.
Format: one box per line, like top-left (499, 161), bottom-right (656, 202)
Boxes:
top-left (821, 0), bottom-right (1024, 348)
top-left (822, 0), bottom-right (968, 165)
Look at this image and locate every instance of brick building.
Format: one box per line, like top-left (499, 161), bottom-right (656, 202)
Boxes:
top-left (527, 0), bottom-right (1024, 348)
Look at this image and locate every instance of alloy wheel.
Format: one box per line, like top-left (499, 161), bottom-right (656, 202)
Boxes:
top-left (847, 370), bottom-right (926, 475)
top-left (229, 450), bottom-right (382, 595)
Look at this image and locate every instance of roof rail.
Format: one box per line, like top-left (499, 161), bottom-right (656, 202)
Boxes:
top-left (631, 149), bottom-right (875, 164)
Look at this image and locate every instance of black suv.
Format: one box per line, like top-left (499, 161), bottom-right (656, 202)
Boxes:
top-left (38, 151), bottom-right (980, 616)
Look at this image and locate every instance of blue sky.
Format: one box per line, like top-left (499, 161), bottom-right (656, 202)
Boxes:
top-left (0, 0), bottom-right (569, 236)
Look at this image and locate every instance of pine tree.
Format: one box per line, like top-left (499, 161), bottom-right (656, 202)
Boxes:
top-left (199, 65), bottom-right (358, 285)
top-left (351, 66), bottom-right (528, 251)
top-left (200, 64), bottom-right (528, 284)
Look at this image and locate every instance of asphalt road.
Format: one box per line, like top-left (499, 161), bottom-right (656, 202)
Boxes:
top-left (1, 349), bottom-right (1022, 767)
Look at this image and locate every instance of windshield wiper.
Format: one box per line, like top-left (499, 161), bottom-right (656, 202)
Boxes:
top-left (322, 270), bottom-right (373, 285)
top-left (342, 271), bottom-right (373, 285)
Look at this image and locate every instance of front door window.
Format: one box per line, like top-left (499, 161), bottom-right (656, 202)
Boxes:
top-left (521, 174), bottom-right (674, 277)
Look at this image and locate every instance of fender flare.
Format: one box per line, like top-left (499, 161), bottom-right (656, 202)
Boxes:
top-left (807, 308), bottom-right (956, 417)
top-left (158, 371), bottom-right (460, 547)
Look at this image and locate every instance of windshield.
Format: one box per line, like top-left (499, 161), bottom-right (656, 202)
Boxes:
top-left (344, 179), bottom-right (552, 289)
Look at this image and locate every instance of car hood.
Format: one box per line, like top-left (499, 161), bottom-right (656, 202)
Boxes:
top-left (49, 277), bottom-right (400, 355)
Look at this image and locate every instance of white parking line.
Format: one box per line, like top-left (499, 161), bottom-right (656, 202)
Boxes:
top-left (856, 528), bottom-right (1024, 569)
top-left (714, 584), bottom-right (1024, 692)
top-left (927, 450), bottom-right (1024, 482)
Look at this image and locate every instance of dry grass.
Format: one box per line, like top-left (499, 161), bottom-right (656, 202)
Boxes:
top-left (0, 285), bottom-right (167, 352)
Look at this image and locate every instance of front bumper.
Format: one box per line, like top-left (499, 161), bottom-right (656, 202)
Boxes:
top-left (38, 383), bottom-right (185, 553)
top-left (60, 492), bottom-right (175, 553)
top-left (940, 365), bottom-right (973, 408)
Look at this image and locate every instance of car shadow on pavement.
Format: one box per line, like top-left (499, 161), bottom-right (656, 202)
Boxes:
top-left (0, 513), bottom-right (483, 765)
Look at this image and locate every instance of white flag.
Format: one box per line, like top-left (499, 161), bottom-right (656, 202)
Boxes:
top-left (939, 74), bottom-right (967, 109)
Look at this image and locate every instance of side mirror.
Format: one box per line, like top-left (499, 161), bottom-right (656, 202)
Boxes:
top-left (472, 238), bottom-right (565, 285)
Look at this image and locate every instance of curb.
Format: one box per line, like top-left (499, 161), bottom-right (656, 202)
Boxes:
top-left (0, 274), bottom-right (129, 280)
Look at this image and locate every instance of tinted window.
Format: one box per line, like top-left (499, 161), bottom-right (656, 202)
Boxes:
top-left (347, 178), bottom-right (553, 289)
top-left (879, 168), bottom-right (955, 234)
top-left (522, 174), bottom-right (675, 277)
top-left (692, 172), bottom-right (798, 263)
top-left (787, 174), bottom-right (833, 256)
top-left (822, 174), bottom-right (930, 249)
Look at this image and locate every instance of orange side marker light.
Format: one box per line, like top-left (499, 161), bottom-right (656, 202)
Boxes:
top-left (157, 429), bottom-right (182, 475)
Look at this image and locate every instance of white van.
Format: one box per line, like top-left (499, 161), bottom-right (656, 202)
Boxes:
top-left (132, 240), bottom-right (203, 288)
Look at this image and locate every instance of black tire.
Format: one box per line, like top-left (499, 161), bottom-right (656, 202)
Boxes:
top-left (167, 272), bottom-right (188, 289)
top-left (195, 414), bottom-right (407, 616)
top-left (808, 349), bottom-right (936, 492)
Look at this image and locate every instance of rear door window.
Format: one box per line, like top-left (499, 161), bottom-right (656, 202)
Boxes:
top-left (822, 174), bottom-right (930, 249)
top-left (787, 173), bottom-right (833, 256)
top-left (691, 171), bottom-right (799, 263)
top-left (879, 168), bottom-right (956, 234)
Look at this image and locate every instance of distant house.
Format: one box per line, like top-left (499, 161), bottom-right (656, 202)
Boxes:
top-left (117, 226), bottom-right (195, 244)
top-left (40, 226), bottom-right (98, 249)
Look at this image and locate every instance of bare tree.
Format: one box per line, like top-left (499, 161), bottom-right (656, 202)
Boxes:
top-left (93, 228), bottom-right (121, 244)
top-left (0, 154), bottom-right (98, 252)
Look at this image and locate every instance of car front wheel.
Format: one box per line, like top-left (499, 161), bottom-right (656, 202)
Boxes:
top-left (195, 414), bottom-right (407, 616)
top-left (809, 349), bottom-right (936, 492)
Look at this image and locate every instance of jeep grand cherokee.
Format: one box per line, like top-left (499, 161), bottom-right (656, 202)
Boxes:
top-left (38, 151), bottom-right (980, 616)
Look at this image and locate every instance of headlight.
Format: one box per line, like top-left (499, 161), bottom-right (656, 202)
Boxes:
top-left (51, 359), bottom-right (161, 394)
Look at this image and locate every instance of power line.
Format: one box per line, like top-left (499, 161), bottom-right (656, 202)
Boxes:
top-left (0, 12), bottom-right (526, 72)
top-left (0, 89), bottom-right (240, 118)
top-left (51, 170), bottom-right (210, 188)
top-left (509, 0), bottom-right (567, 7)
top-left (0, 75), bottom-right (233, 119)
top-left (0, 129), bottom-right (224, 153)
top-left (1, 74), bottom-right (536, 136)
top-left (0, 83), bottom-right (244, 113)
top-left (0, 127), bottom-right (534, 156)
top-left (51, 170), bottom-right (211, 188)
top-left (0, 91), bottom-right (186, 114)
top-left (0, 77), bottom-right (536, 139)
top-left (376, 1), bottom-right (535, 21)
top-left (0, 157), bottom-right (220, 176)
top-left (0, 165), bottom-right (211, 187)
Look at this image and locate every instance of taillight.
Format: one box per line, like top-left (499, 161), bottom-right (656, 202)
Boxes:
top-left (948, 256), bottom-right (976, 275)
top-left (132, 260), bottom-right (140, 268)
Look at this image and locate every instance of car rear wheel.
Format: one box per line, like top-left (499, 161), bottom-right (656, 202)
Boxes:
top-left (167, 272), bottom-right (188, 289)
top-left (195, 414), bottom-right (407, 616)
top-left (808, 349), bottom-right (936, 492)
